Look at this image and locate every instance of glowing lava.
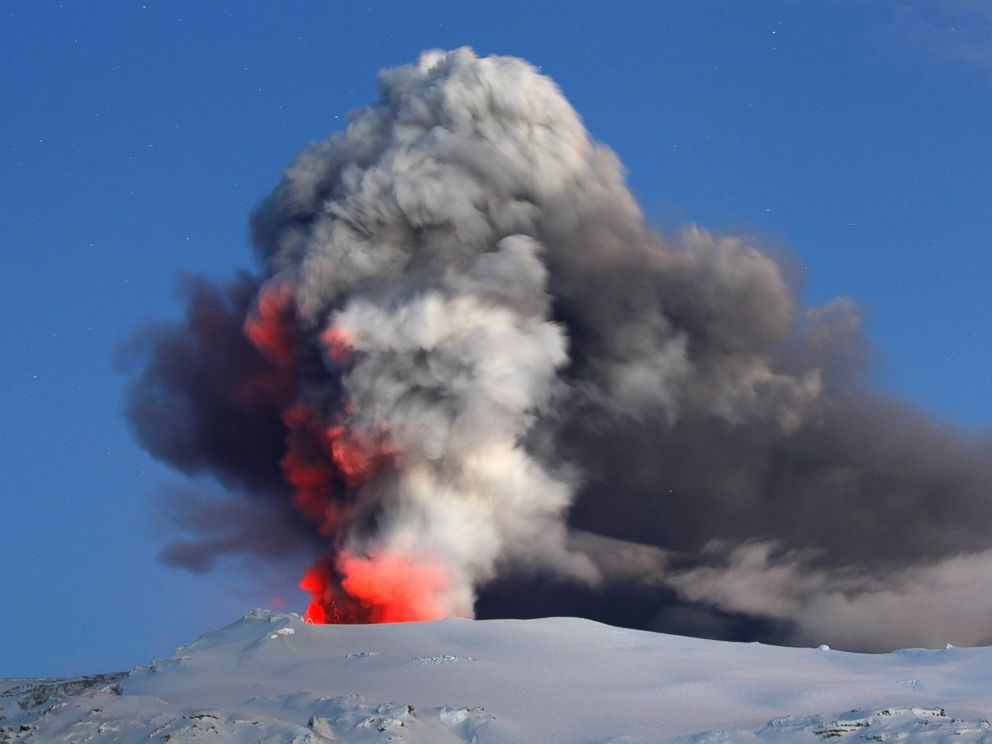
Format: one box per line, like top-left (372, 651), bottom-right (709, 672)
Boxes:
top-left (339, 552), bottom-right (452, 622)
top-left (245, 295), bottom-right (423, 625)
top-left (321, 326), bottom-right (353, 364)
top-left (299, 560), bottom-right (334, 624)
top-left (299, 552), bottom-right (452, 624)
top-left (244, 282), bottom-right (296, 367)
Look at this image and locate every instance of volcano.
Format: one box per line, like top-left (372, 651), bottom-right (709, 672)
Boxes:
top-left (3, 611), bottom-right (992, 742)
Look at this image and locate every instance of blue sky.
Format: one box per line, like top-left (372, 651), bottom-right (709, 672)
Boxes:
top-left (1, 1), bottom-right (989, 676)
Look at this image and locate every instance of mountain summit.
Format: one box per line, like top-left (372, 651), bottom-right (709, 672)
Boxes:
top-left (3, 610), bottom-right (992, 742)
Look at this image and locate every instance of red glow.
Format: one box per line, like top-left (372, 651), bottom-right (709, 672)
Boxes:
top-left (298, 552), bottom-right (451, 625)
top-left (286, 416), bottom-right (409, 623)
top-left (298, 557), bottom-right (363, 624)
top-left (226, 280), bottom-right (299, 407)
top-left (281, 451), bottom-right (333, 521)
top-left (245, 282), bottom-right (296, 366)
top-left (325, 425), bottom-right (375, 486)
top-left (250, 308), bottom-right (422, 627)
top-left (281, 404), bottom-right (314, 430)
top-left (303, 601), bottom-right (327, 624)
top-left (321, 326), bottom-right (353, 364)
top-left (278, 403), bottom-right (389, 537)
top-left (339, 552), bottom-right (451, 623)
top-left (299, 566), bottom-right (330, 624)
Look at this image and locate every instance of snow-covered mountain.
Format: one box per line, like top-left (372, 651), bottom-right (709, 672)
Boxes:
top-left (3, 609), bottom-right (991, 743)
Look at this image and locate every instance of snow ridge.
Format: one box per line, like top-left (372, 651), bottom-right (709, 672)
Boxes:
top-left (2, 610), bottom-right (991, 743)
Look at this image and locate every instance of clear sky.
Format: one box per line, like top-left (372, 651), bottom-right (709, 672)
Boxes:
top-left (1, 1), bottom-right (989, 677)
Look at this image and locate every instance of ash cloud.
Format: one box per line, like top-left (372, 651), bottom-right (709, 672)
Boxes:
top-left (126, 48), bottom-right (992, 649)
top-left (151, 483), bottom-right (311, 575)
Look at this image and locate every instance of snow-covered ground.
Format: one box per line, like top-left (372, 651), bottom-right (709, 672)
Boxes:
top-left (3, 609), bottom-right (991, 742)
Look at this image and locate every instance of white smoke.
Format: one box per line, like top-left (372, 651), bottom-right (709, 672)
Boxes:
top-left (130, 48), bottom-right (992, 648)
top-left (669, 541), bottom-right (992, 651)
top-left (250, 48), bottom-right (828, 615)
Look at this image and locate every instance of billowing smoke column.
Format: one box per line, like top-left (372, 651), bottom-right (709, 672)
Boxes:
top-left (127, 49), bottom-right (992, 649)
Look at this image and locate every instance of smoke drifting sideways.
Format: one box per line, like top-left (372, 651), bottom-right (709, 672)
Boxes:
top-left (125, 49), bottom-right (992, 651)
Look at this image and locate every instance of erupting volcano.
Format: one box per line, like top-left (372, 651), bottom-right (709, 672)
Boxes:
top-left (239, 273), bottom-right (462, 624)
top-left (126, 48), bottom-right (992, 649)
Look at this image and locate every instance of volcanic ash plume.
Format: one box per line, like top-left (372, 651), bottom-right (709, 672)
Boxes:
top-left (127, 49), bottom-right (992, 649)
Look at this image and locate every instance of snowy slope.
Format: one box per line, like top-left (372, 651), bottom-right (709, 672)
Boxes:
top-left (2, 609), bottom-right (991, 743)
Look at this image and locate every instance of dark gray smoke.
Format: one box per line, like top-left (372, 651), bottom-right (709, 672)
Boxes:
top-left (126, 48), bottom-right (992, 649)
